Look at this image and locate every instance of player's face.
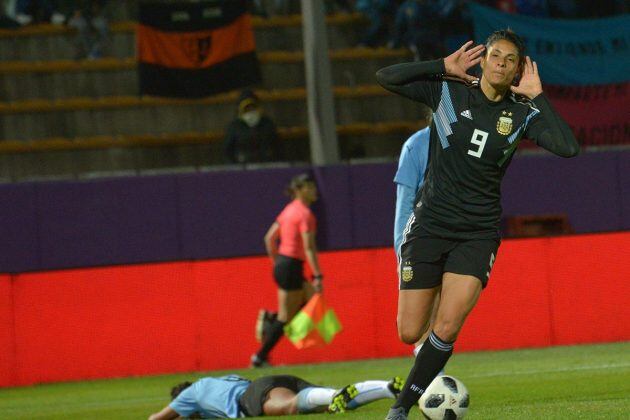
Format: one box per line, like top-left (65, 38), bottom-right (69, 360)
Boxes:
top-left (300, 182), bottom-right (318, 203)
top-left (481, 39), bottom-right (520, 88)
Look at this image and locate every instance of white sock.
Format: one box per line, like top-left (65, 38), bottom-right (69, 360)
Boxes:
top-left (413, 343), bottom-right (422, 357)
top-left (296, 387), bottom-right (336, 413)
top-left (347, 381), bottom-right (395, 409)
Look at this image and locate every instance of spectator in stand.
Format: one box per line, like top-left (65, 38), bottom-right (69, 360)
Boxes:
top-left (224, 89), bottom-right (282, 164)
top-left (66, 1), bottom-right (109, 59)
top-left (14, 0), bottom-right (65, 25)
top-left (355, 0), bottom-right (396, 47)
top-left (388, 0), bottom-right (442, 60)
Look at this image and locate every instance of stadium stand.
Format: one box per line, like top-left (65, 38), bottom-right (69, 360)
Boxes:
top-left (1, 2), bottom-right (626, 180)
top-left (0, 3), bottom-right (427, 180)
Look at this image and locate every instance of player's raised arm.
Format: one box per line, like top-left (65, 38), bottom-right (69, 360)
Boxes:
top-left (517, 57), bottom-right (579, 158)
top-left (375, 58), bottom-right (444, 104)
top-left (376, 41), bottom-right (484, 107)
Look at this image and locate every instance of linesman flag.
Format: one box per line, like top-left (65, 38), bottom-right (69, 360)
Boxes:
top-left (284, 294), bottom-right (343, 349)
top-left (137, 0), bottom-right (261, 98)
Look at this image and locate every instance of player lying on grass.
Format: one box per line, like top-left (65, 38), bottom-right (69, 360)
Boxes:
top-left (148, 374), bottom-right (403, 419)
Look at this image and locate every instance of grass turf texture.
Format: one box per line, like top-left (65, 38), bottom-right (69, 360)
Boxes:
top-left (1, 342), bottom-right (628, 419)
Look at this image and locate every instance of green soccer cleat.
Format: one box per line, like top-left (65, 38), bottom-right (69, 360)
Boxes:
top-left (327, 384), bottom-right (359, 414)
top-left (387, 376), bottom-right (404, 397)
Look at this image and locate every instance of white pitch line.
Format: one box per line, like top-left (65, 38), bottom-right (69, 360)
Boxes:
top-left (467, 362), bottom-right (630, 379)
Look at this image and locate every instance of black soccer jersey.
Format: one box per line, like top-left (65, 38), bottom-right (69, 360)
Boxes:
top-left (377, 59), bottom-right (579, 239)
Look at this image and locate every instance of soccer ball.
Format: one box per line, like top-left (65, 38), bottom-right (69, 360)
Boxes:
top-left (418, 375), bottom-right (469, 419)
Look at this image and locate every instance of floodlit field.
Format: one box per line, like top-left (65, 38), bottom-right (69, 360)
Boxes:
top-left (1, 342), bottom-right (628, 419)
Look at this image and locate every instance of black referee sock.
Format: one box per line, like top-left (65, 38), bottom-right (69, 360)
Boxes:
top-left (392, 331), bottom-right (454, 413)
top-left (256, 319), bottom-right (286, 361)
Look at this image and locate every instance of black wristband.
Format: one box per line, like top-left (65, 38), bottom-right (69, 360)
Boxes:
top-left (312, 274), bottom-right (323, 281)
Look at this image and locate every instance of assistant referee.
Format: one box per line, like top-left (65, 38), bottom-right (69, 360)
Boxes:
top-left (251, 173), bottom-right (323, 367)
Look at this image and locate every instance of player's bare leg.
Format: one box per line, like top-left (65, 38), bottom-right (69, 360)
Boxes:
top-left (277, 288), bottom-right (305, 322)
top-left (413, 291), bottom-right (440, 356)
top-left (388, 275), bottom-right (481, 418)
top-left (397, 287), bottom-right (439, 344)
top-left (263, 387), bottom-right (299, 415)
top-left (433, 273), bottom-right (481, 342)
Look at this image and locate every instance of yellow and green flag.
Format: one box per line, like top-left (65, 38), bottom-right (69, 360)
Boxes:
top-left (284, 294), bottom-right (342, 349)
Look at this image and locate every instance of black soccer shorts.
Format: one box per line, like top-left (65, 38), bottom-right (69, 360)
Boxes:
top-left (399, 224), bottom-right (500, 290)
top-left (239, 375), bottom-right (317, 417)
top-left (273, 255), bottom-right (306, 290)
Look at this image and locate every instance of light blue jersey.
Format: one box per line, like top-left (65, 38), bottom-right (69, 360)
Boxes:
top-left (393, 127), bottom-right (430, 254)
top-left (169, 375), bottom-right (250, 418)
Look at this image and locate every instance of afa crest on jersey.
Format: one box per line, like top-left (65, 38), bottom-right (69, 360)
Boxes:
top-left (497, 110), bottom-right (513, 135)
top-left (402, 265), bottom-right (413, 282)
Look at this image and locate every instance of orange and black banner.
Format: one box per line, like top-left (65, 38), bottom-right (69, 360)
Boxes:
top-left (137, 0), bottom-right (261, 98)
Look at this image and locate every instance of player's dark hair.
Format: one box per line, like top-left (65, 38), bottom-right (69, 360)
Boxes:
top-left (285, 173), bottom-right (315, 198)
top-left (171, 381), bottom-right (193, 400)
top-left (484, 28), bottom-right (526, 68)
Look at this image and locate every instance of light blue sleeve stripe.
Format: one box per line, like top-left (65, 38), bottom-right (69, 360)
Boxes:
top-left (433, 82), bottom-right (458, 149)
top-left (508, 108), bottom-right (540, 144)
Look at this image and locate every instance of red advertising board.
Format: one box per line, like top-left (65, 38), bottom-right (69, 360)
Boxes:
top-left (1, 232), bottom-right (628, 387)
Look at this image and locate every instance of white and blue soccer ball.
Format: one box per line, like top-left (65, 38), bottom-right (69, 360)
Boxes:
top-left (419, 375), bottom-right (469, 419)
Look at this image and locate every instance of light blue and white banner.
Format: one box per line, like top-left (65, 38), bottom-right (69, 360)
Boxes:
top-left (469, 3), bottom-right (630, 85)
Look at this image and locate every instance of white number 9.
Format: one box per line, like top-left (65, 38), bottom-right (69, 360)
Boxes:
top-left (467, 129), bottom-right (488, 158)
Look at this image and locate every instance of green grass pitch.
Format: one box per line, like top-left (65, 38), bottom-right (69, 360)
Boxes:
top-left (1, 342), bottom-right (628, 419)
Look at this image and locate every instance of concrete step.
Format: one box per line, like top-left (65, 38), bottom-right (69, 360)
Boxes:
top-left (0, 48), bottom-right (408, 100)
top-left (0, 14), bottom-right (365, 61)
top-left (0, 85), bottom-right (423, 140)
top-left (0, 121), bottom-right (422, 181)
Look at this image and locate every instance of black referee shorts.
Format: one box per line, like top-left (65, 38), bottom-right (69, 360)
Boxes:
top-left (273, 255), bottom-right (306, 291)
top-left (399, 223), bottom-right (500, 290)
top-left (239, 375), bottom-right (317, 417)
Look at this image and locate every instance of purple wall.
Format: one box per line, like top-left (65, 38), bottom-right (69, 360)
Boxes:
top-left (0, 150), bottom-right (627, 273)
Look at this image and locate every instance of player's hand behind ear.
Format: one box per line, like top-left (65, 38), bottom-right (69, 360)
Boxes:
top-left (444, 41), bottom-right (485, 83)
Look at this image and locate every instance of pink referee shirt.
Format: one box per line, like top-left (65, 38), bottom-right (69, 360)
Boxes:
top-left (276, 199), bottom-right (316, 261)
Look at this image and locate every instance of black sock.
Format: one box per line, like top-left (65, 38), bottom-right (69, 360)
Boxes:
top-left (392, 331), bottom-right (454, 413)
top-left (256, 319), bottom-right (286, 360)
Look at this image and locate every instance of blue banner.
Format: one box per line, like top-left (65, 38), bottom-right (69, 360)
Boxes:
top-left (469, 3), bottom-right (630, 85)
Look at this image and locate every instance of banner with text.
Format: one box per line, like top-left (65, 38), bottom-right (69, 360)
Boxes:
top-left (469, 3), bottom-right (630, 86)
top-left (544, 82), bottom-right (629, 146)
top-left (138, 0), bottom-right (261, 98)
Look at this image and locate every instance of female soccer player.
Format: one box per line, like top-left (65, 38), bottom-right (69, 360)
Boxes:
top-left (376, 29), bottom-right (579, 419)
top-left (251, 173), bottom-right (323, 367)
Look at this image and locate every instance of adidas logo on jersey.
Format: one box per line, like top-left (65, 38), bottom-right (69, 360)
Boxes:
top-left (460, 109), bottom-right (473, 120)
